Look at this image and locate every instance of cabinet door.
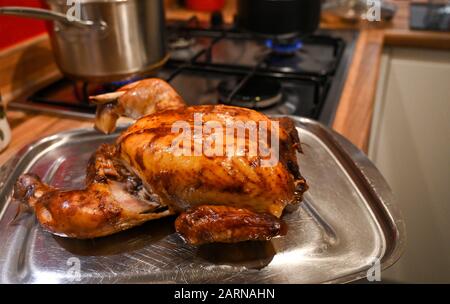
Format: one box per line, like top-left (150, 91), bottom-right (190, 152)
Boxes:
top-left (369, 47), bottom-right (450, 283)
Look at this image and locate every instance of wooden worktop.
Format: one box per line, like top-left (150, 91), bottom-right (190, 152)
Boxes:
top-left (1, 0), bottom-right (449, 166)
top-left (332, 1), bottom-right (450, 151)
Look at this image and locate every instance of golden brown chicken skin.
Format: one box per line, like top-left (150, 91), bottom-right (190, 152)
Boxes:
top-left (117, 104), bottom-right (306, 218)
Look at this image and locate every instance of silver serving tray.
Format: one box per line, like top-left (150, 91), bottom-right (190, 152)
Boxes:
top-left (0, 117), bottom-right (405, 284)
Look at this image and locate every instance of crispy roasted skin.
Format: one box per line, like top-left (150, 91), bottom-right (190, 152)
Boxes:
top-left (14, 145), bottom-right (173, 239)
top-left (14, 78), bottom-right (308, 243)
top-left (118, 104), bottom-right (306, 218)
top-left (175, 205), bottom-right (286, 245)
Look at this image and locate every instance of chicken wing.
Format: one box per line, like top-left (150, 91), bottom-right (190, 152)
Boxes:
top-left (175, 205), bottom-right (286, 245)
top-left (91, 78), bottom-right (185, 134)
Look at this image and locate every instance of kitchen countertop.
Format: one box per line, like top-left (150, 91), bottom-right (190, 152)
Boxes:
top-left (1, 0), bottom-right (449, 166)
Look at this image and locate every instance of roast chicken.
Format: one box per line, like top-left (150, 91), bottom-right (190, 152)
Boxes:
top-left (14, 78), bottom-right (307, 245)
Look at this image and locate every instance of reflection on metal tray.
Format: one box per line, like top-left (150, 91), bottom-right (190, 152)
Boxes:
top-left (0, 117), bottom-right (405, 283)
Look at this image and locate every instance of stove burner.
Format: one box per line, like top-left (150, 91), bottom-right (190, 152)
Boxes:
top-left (72, 76), bottom-right (143, 103)
top-left (218, 77), bottom-right (282, 109)
top-left (102, 76), bottom-right (143, 92)
top-left (265, 39), bottom-right (303, 55)
top-left (169, 37), bottom-right (196, 50)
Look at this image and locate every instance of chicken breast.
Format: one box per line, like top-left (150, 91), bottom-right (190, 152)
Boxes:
top-left (118, 104), bottom-right (306, 218)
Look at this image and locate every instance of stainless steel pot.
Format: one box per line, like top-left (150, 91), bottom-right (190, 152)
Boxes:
top-left (0, 0), bottom-right (168, 82)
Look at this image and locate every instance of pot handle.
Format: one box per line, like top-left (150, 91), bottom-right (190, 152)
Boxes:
top-left (0, 6), bottom-right (106, 29)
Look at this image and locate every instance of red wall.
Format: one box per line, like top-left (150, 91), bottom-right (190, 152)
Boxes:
top-left (0, 0), bottom-right (47, 50)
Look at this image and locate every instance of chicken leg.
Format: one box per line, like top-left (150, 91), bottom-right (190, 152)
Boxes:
top-left (14, 144), bottom-right (173, 239)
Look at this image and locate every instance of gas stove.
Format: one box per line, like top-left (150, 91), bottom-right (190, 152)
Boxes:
top-left (10, 17), bottom-right (357, 126)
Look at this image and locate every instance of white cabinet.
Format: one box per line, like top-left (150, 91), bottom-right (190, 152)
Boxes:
top-left (369, 47), bottom-right (450, 283)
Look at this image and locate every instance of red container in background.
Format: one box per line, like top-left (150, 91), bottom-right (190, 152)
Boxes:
top-left (186, 0), bottom-right (225, 12)
top-left (0, 0), bottom-right (47, 50)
